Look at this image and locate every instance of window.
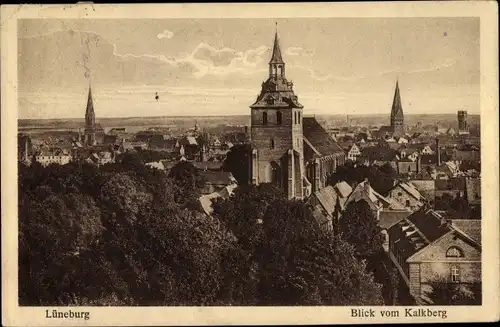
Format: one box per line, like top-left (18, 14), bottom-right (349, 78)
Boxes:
top-left (451, 265), bottom-right (460, 283)
top-left (398, 192), bottom-right (403, 197)
top-left (270, 138), bottom-right (275, 149)
top-left (405, 200), bottom-right (411, 207)
top-left (263, 112), bottom-right (268, 125)
top-left (276, 111), bottom-right (282, 125)
top-left (294, 111), bottom-right (297, 125)
top-left (446, 246), bottom-right (464, 258)
top-left (298, 111), bottom-right (301, 124)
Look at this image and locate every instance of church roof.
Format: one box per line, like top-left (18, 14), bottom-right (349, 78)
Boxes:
top-left (303, 117), bottom-right (344, 156)
top-left (391, 80), bottom-right (404, 120)
top-left (269, 30), bottom-right (284, 64)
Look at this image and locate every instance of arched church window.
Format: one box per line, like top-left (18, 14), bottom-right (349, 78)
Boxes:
top-left (276, 111), bottom-right (282, 125)
top-left (294, 112), bottom-right (297, 125)
top-left (446, 246), bottom-right (464, 258)
top-left (263, 112), bottom-right (268, 125)
top-left (298, 112), bottom-right (301, 124)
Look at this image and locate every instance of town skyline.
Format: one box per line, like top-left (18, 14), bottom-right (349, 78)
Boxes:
top-left (18, 18), bottom-right (479, 119)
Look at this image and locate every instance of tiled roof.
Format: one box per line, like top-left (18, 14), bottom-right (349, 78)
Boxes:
top-left (379, 210), bottom-right (412, 229)
top-left (450, 219), bottom-right (481, 244)
top-left (407, 209), bottom-right (451, 243)
top-left (389, 208), bottom-right (451, 261)
top-left (334, 181), bottom-right (352, 198)
top-left (313, 185), bottom-right (337, 215)
top-left (303, 117), bottom-right (344, 156)
top-left (398, 182), bottom-right (422, 201)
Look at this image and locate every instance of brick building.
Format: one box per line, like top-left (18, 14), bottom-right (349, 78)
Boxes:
top-left (388, 208), bottom-right (481, 304)
top-left (250, 28), bottom-right (345, 199)
top-left (387, 181), bottom-right (425, 212)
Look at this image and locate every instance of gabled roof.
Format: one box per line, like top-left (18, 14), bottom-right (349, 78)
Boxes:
top-left (303, 117), bottom-right (344, 156)
top-left (334, 181), bottom-right (352, 198)
top-left (394, 181), bottom-right (423, 201)
top-left (450, 219), bottom-right (481, 244)
top-left (313, 185), bottom-right (337, 215)
top-left (379, 210), bottom-right (412, 229)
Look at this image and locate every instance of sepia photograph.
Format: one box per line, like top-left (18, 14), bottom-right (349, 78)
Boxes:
top-left (2, 2), bottom-right (499, 326)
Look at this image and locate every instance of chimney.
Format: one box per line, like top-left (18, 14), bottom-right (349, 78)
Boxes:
top-left (416, 154), bottom-right (421, 174)
top-left (436, 138), bottom-right (441, 166)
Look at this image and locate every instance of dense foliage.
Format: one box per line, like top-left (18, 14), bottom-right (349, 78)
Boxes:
top-left (426, 276), bottom-right (482, 305)
top-left (19, 161), bottom-right (383, 306)
top-left (327, 161), bottom-right (396, 196)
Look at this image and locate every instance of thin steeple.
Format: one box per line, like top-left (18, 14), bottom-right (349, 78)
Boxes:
top-left (85, 83), bottom-right (96, 130)
top-left (391, 79), bottom-right (404, 119)
top-left (269, 22), bottom-right (284, 64)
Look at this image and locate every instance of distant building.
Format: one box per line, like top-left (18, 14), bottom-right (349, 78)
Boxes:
top-left (376, 80), bottom-right (405, 138)
top-left (199, 170), bottom-right (238, 195)
top-left (388, 181), bottom-right (425, 212)
top-left (457, 110), bottom-right (470, 135)
top-left (35, 148), bottom-right (72, 167)
top-left (84, 85), bottom-right (97, 146)
top-left (346, 143), bottom-right (362, 161)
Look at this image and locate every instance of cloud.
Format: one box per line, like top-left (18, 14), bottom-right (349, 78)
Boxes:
top-left (157, 29), bottom-right (174, 39)
top-left (286, 46), bottom-right (315, 57)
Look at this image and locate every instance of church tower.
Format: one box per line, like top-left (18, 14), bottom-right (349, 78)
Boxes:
top-left (390, 80), bottom-right (405, 136)
top-left (250, 25), bottom-right (305, 199)
top-left (84, 84), bottom-right (96, 146)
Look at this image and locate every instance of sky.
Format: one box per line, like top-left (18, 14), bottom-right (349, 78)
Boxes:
top-left (17, 18), bottom-right (480, 119)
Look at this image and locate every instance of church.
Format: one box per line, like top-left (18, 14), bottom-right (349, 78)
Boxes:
top-left (378, 80), bottom-right (405, 138)
top-left (249, 28), bottom-right (346, 199)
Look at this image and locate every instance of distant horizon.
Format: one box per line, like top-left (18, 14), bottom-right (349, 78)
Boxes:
top-left (18, 112), bottom-right (480, 122)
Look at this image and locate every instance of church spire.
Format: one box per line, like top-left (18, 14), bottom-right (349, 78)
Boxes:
top-left (391, 79), bottom-right (403, 119)
top-left (84, 83), bottom-right (96, 146)
top-left (269, 23), bottom-right (284, 64)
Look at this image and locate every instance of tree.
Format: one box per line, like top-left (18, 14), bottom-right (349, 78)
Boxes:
top-left (168, 161), bottom-right (206, 207)
top-left (223, 143), bottom-right (251, 185)
top-left (338, 200), bottom-right (384, 258)
top-left (257, 199), bottom-right (384, 305)
top-left (426, 276), bottom-right (481, 305)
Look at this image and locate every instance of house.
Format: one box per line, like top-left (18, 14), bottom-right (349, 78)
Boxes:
top-left (306, 186), bottom-right (337, 233)
top-left (145, 161), bottom-right (166, 170)
top-left (35, 148), bottom-right (72, 167)
top-left (397, 157), bottom-right (419, 176)
top-left (435, 177), bottom-right (466, 199)
top-left (199, 170), bottom-right (238, 195)
top-left (346, 143), bottom-right (362, 162)
top-left (388, 181), bottom-right (425, 212)
top-left (409, 180), bottom-right (436, 203)
top-left (453, 145), bottom-right (481, 162)
top-left (388, 208), bottom-right (481, 304)
top-left (199, 184), bottom-right (238, 216)
top-left (344, 179), bottom-right (407, 221)
top-left (379, 210), bottom-right (413, 252)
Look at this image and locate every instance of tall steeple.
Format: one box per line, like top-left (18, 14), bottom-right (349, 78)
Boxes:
top-left (84, 83), bottom-right (96, 146)
top-left (390, 79), bottom-right (404, 135)
top-left (269, 23), bottom-right (285, 78)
